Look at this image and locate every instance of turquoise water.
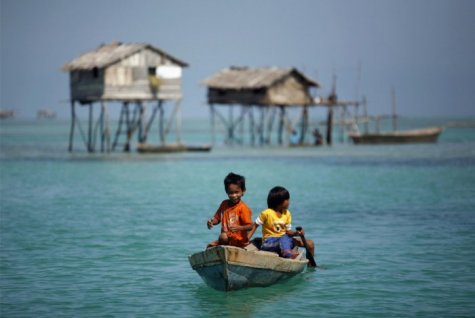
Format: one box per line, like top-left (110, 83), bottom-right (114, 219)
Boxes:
top-left (1, 118), bottom-right (475, 317)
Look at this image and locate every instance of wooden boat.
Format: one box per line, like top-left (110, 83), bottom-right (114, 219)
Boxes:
top-left (348, 127), bottom-right (443, 144)
top-left (137, 143), bottom-right (211, 153)
top-left (188, 245), bottom-right (308, 291)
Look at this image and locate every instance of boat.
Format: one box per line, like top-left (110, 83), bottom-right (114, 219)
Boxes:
top-left (188, 244), bottom-right (308, 291)
top-left (0, 109), bottom-right (15, 119)
top-left (136, 143), bottom-right (212, 153)
top-left (348, 126), bottom-right (443, 144)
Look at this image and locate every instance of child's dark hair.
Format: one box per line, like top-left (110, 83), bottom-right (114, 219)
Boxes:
top-left (267, 186), bottom-right (290, 210)
top-left (224, 172), bottom-right (246, 192)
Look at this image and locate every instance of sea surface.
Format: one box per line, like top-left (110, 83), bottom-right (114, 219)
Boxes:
top-left (1, 117), bottom-right (475, 317)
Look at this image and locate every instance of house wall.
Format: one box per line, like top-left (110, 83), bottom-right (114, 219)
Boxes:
top-left (266, 76), bottom-right (313, 105)
top-left (70, 48), bottom-right (183, 102)
top-left (207, 88), bottom-right (267, 105)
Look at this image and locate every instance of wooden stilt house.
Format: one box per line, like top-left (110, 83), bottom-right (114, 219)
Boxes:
top-left (202, 66), bottom-right (320, 145)
top-left (62, 41), bottom-right (188, 152)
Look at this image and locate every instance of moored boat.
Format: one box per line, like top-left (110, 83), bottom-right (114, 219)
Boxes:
top-left (348, 127), bottom-right (443, 144)
top-left (188, 245), bottom-right (308, 291)
top-left (137, 143), bottom-right (212, 153)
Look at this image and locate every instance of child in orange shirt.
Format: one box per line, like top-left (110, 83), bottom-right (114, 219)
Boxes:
top-left (207, 172), bottom-right (253, 248)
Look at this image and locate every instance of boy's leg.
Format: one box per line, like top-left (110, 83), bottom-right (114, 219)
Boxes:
top-left (280, 235), bottom-right (299, 258)
top-left (219, 232), bottom-right (229, 245)
top-left (293, 237), bottom-right (315, 257)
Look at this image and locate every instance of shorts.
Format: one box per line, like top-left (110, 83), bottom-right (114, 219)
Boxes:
top-left (261, 235), bottom-right (294, 255)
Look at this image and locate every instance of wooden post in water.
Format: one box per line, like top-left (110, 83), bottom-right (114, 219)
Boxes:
top-left (69, 100), bottom-right (76, 152)
top-left (249, 107), bottom-right (255, 145)
top-left (210, 104), bottom-right (216, 146)
top-left (158, 100), bottom-right (165, 145)
top-left (277, 106), bottom-right (285, 145)
top-left (326, 107), bottom-right (333, 145)
top-left (300, 105), bottom-right (308, 144)
top-left (88, 102), bottom-right (94, 152)
top-left (391, 87), bottom-right (397, 131)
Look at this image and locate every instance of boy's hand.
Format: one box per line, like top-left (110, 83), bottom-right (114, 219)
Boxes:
top-left (207, 219), bottom-right (214, 229)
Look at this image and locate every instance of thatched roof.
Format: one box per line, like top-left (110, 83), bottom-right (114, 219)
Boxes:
top-left (62, 42), bottom-right (188, 71)
top-left (202, 66), bottom-right (320, 90)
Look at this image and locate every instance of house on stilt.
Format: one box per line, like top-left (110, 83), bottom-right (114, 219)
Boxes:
top-left (62, 41), bottom-right (188, 152)
top-left (202, 66), bottom-right (320, 145)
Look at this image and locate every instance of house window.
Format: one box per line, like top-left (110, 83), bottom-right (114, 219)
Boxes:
top-left (92, 67), bottom-right (99, 78)
top-left (148, 67), bottom-right (156, 76)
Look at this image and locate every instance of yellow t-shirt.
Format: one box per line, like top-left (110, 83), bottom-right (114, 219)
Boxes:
top-left (255, 208), bottom-right (292, 240)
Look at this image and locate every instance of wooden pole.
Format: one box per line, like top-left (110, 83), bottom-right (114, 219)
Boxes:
top-left (278, 106), bottom-right (285, 145)
top-left (326, 107), bottom-right (333, 145)
top-left (100, 101), bottom-right (105, 152)
top-left (103, 102), bottom-right (110, 152)
top-left (176, 99), bottom-right (182, 144)
top-left (265, 107), bottom-right (276, 144)
top-left (88, 102), bottom-right (93, 152)
top-left (138, 101), bottom-right (145, 143)
top-left (391, 87), bottom-right (397, 131)
top-left (68, 100), bottom-right (75, 152)
top-left (158, 100), bottom-right (165, 145)
top-left (124, 102), bottom-right (131, 152)
top-left (363, 97), bottom-right (369, 134)
top-left (258, 107), bottom-right (265, 145)
top-left (300, 105), bottom-right (308, 144)
top-left (249, 107), bottom-right (255, 145)
top-left (210, 104), bottom-right (216, 146)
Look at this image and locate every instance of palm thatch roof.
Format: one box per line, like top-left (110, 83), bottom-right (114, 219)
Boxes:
top-left (62, 42), bottom-right (188, 71)
top-left (202, 66), bottom-right (319, 90)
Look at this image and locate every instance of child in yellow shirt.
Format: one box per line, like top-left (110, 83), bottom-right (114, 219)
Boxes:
top-left (248, 186), bottom-right (315, 262)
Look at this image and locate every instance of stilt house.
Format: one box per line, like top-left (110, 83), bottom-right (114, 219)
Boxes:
top-left (202, 66), bottom-right (319, 145)
top-left (62, 42), bottom-right (188, 152)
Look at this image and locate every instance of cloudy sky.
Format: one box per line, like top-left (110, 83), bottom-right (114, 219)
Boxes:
top-left (1, 0), bottom-right (474, 119)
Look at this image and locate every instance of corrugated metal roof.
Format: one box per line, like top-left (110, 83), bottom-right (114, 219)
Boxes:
top-left (202, 66), bottom-right (319, 89)
top-left (62, 42), bottom-right (188, 71)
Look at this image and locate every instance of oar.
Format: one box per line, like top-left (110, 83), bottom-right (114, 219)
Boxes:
top-left (296, 226), bottom-right (317, 267)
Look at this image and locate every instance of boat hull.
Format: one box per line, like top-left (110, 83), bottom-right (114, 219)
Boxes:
top-left (137, 143), bottom-right (211, 153)
top-left (349, 127), bottom-right (443, 144)
top-left (189, 245), bottom-right (308, 291)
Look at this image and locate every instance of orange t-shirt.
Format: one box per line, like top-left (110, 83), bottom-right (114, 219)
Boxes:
top-left (212, 200), bottom-right (253, 247)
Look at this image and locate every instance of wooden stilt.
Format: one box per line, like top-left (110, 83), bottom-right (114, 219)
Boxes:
top-left (175, 99), bottom-right (182, 144)
top-left (249, 107), bottom-right (255, 145)
top-left (278, 106), bottom-right (285, 145)
top-left (69, 100), bottom-right (76, 152)
top-left (265, 107), bottom-right (276, 144)
top-left (158, 100), bottom-right (165, 145)
top-left (100, 102), bottom-right (105, 152)
top-left (138, 101), bottom-right (145, 143)
top-left (124, 102), bottom-right (131, 152)
top-left (228, 105), bottom-right (234, 144)
top-left (144, 101), bottom-right (158, 143)
top-left (326, 107), bottom-right (333, 145)
top-left (88, 102), bottom-right (94, 152)
top-left (300, 106), bottom-right (308, 144)
top-left (363, 96), bottom-right (368, 134)
top-left (103, 102), bottom-right (110, 152)
top-left (210, 104), bottom-right (216, 146)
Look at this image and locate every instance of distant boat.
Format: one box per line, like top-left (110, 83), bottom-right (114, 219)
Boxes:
top-left (188, 245), bottom-right (308, 291)
top-left (348, 127), bottom-right (443, 144)
top-left (37, 109), bottom-right (57, 119)
top-left (348, 88), bottom-right (443, 145)
top-left (0, 109), bottom-right (15, 119)
top-left (137, 143), bottom-right (211, 153)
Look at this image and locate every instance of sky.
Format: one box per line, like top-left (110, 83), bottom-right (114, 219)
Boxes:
top-left (1, 0), bottom-right (475, 120)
